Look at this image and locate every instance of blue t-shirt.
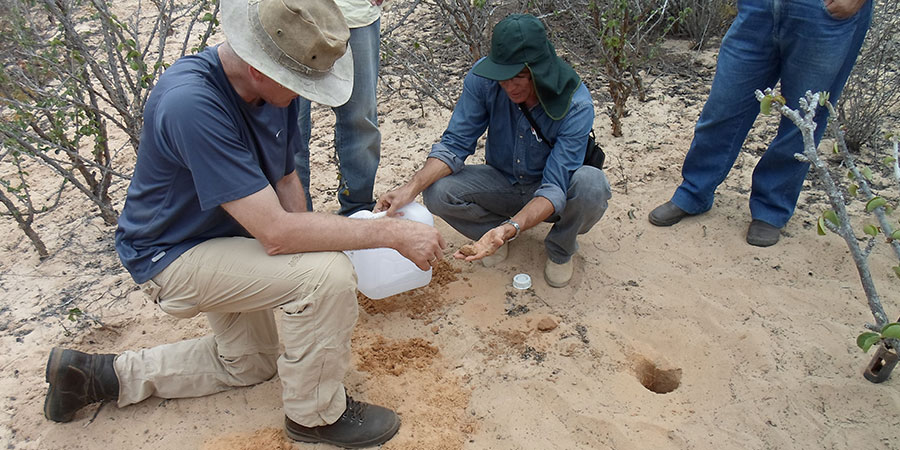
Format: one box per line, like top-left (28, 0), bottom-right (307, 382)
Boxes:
top-left (115, 46), bottom-right (298, 284)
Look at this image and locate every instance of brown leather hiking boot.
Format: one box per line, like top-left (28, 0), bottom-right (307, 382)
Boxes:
top-left (284, 395), bottom-right (400, 448)
top-left (44, 347), bottom-right (119, 423)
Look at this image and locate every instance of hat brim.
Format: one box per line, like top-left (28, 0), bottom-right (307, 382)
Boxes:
top-left (222, 0), bottom-right (353, 107)
top-left (472, 57), bottom-right (525, 81)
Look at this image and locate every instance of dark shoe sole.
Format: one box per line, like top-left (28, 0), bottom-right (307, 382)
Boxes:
top-left (44, 347), bottom-right (71, 422)
top-left (285, 416), bottom-right (401, 449)
top-left (45, 347), bottom-right (64, 383)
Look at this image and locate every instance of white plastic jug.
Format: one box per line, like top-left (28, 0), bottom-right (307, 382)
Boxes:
top-left (343, 202), bottom-right (434, 299)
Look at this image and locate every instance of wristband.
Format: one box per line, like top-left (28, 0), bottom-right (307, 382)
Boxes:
top-left (501, 219), bottom-right (521, 241)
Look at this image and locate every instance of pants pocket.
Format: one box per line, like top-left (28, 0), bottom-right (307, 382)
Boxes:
top-left (140, 279), bottom-right (162, 303)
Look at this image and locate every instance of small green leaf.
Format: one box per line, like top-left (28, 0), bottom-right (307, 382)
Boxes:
top-left (849, 184), bottom-right (859, 196)
top-left (823, 210), bottom-right (839, 227)
top-left (882, 323), bottom-right (900, 339)
top-left (864, 224), bottom-right (879, 237)
top-left (66, 307), bottom-right (82, 322)
top-left (817, 216), bottom-right (827, 235)
top-left (861, 166), bottom-right (874, 181)
top-left (760, 95), bottom-right (773, 115)
top-left (883, 156), bottom-right (896, 166)
top-left (847, 170), bottom-right (856, 181)
top-left (893, 266), bottom-right (900, 279)
top-left (866, 197), bottom-right (887, 212)
top-left (892, 230), bottom-right (900, 240)
top-left (833, 141), bottom-right (839, 154)
top-left (858, 332), bottom-right (881, 352)
top-left (773, 95), bottom-right (786, 105)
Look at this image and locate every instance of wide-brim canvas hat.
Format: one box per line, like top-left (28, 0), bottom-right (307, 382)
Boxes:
top-left (472, 14), bottom-right (580, 120)
top-left (222, 0), bottom-right (353, 107)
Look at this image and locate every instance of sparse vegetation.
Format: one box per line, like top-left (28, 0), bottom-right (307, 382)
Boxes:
top-left (757, 88), bottom-right (899, 379)
top-left (836, 0), bottom-right (900, 152)
top-left (0, 0), bottom-right (218, 256)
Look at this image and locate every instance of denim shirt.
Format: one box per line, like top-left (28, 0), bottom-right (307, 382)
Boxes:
top-left (428, 67), bottom-right (594, 216)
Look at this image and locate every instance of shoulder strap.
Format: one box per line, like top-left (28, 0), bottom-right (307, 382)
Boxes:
top-left (518, 103), bottom-right (551, 148)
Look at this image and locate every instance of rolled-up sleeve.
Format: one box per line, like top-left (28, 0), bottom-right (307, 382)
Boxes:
top-left (427, 71), bottom-right (491, 174)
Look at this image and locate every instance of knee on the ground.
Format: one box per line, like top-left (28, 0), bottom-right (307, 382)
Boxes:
top-left (220, 352), bottom-right (279, 386)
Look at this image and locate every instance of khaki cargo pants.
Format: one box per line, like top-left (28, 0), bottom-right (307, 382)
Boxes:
top-left (114, 236), bottom-right (358, 427)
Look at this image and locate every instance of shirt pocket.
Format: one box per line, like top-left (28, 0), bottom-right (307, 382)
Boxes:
top-left (522, 130), bottom-right (552, 174)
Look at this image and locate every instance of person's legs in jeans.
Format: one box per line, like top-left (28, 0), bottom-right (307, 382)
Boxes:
top-left (334, 20), bottom-right (381, 216)
top-left (422, 165), bottom-right (532, 241)
top-left (671, 1), bottom-right (781, 215)
top-left (294, 100), bottom-right (314, 211)
top-left (115, 236), bottom-right (358, 426)
top-left (748, 0), bottom-right (873, 227)
top-left (294, 21), bottom-right (382, 216)
top-left (544, 166), bottom-right (612, 264)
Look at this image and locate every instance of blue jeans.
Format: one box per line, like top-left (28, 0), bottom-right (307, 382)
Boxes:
top-left (671, 0), bottom-right (872, 228)
top-left (422, 165), bottom-right (612, 264)
top-left (295, 19), bottom-right (381, 216)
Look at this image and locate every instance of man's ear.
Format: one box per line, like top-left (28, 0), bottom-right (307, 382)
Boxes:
top-left (247, 65), bottom-right (266, 83)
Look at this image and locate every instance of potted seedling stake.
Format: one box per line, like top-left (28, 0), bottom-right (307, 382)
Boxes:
top-left (858, 321), bottom-right (900, 383)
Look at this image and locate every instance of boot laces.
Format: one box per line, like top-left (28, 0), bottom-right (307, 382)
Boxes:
top-left (343, 396), bottom-right (367, 425)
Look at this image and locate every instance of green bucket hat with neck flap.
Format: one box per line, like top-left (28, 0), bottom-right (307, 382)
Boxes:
top-left (472, 14), bottom-right (581, 120)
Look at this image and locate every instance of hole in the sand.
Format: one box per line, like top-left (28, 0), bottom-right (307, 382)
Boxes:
top-left (634, 357), bottom-right (682, 394)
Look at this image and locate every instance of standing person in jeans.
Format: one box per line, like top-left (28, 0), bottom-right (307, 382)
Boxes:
top-left (648, 0), bottom-right (872, 247)
top-left (294, 0), bottom-right (383, 216)
top-left (376, 14), bottom-right (612, 288)
top-left (41, 0), bottom-right (446, 447)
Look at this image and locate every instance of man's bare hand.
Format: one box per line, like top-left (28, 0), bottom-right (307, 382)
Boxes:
top-left (374, 184), bottom-right (417, 216)
top-left (824, 0), bottom-right (867, 19)
top-left (454, 226), bottom-right (506, 262)
top-left (389, 218), bottom-right (446, 270)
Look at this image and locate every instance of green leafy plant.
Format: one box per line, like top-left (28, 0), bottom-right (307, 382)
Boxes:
top-left (539, 0), bottom-right (684, 136)
top-left (66, 307), bottom-right (83, 322)
top-left (858, 322), bottom-right (900, 353)
top-left (756, 87), bottom-right (899, 374)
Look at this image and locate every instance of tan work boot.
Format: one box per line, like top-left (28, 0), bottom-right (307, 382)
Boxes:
top-left (544, 258), bottom-right (574, 288)
top-left (481, 243), bottom-right (508, 267)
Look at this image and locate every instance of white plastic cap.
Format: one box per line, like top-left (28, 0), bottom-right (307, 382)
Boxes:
top-left (513, 273), bottom-right (532, 289)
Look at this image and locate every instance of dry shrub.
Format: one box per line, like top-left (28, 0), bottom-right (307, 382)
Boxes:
top-left (837, 0), bottom-right (900, 153)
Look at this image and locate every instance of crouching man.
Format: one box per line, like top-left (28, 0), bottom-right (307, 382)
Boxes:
top-left (377, 14), bottom-right (611, 287)
top-left (42, 0), bottom-right (445, 447)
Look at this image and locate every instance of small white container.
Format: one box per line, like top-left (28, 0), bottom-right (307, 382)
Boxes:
top-left (513, 273), bottom-right (532, 289)
top-left (343, 202), bottom-right (434, 299)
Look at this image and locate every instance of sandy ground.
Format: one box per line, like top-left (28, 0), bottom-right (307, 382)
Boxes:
top-left (2, 4), bottom-right (900, 450)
